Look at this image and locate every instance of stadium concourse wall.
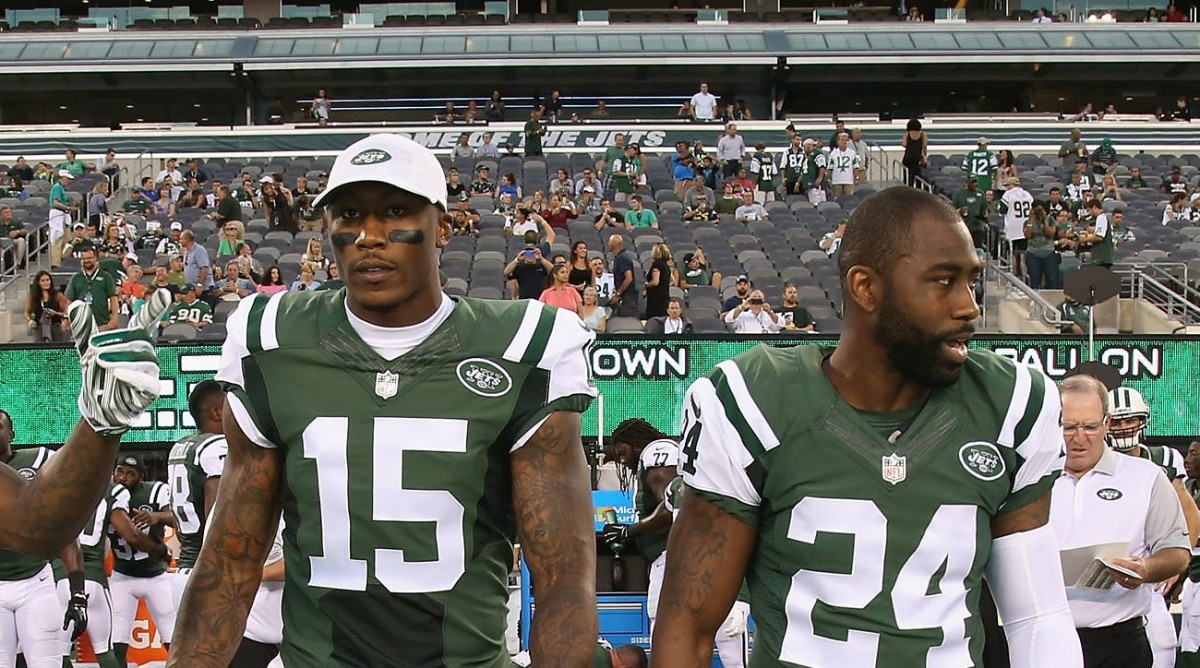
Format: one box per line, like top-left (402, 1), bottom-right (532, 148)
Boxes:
top-left (0, 118), bottom-right (1199, 162)
top-left (0, 335), bottom-right (1195, 448)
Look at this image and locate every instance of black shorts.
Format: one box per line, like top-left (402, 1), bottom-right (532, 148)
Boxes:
top-left (1010, 239), bottom-right (1028, 252)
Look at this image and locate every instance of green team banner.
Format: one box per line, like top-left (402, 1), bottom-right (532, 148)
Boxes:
top-left (0, 336), bottom-right (1195, 447)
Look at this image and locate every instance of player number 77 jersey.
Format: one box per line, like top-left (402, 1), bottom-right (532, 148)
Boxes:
top-left (677, 345), bottom-right (1063, 667)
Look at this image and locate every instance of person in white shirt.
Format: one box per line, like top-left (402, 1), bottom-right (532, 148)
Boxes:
top-left (1163, 193), bottom-right (1188, 226)
top-left (155, 158), bottom-right (184, 186)
top-left (826, 134), bottom-right (862, 196)
top-left (690, 83), bottom-right (718, 121)
top-left (1032, 7), bottom-right (1054, 21)
top-left (723, 289), bottom-right (782, 334)
top-left (645, 298), bottom-right (693, 335)
top-left (716, 124), bottom-right (746, 180)
top-left (999, 177), bottom-right (1034, 278)
top-left (820, 219), bottom-right (848, 257)
top-left (591, 256), bottom-right (615, 303)
top-left (1052, 375), bottom-right (1190, 668)
top-left (733, 192), bottom-right (769, 223)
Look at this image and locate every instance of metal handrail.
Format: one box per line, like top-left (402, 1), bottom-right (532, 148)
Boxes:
top-left (1113, 261), bottom-right (1200, 326)
top-left (993, 266), bottom-right (1066, 328)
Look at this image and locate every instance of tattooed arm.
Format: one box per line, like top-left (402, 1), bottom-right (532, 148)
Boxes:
top-left (651, 488), bottom-right (757, 667)
top-left (0, 421), bottom-right (120, 557)
top-left (511, 410), bottom-right (597, 667)
top-left (167, 400), bottom-right (282, 668)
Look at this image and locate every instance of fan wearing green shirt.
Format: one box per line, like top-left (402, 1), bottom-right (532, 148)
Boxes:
top-left (65, 246), bottom-right (119, 331)
top-left (951, 178), bottom-right (989, 249)
top-left (962, 138), bottom-right (999, 193)
top-left (524, 109), bottom-right (546, 158)
top-left (625, 195), bottom-right (658, 229)
top-left (58, 149), bottom-right (88, 178)
top-left (162, 284), bottom-right (213, 331)
top-left (610, 144), bottom-right (640, 203)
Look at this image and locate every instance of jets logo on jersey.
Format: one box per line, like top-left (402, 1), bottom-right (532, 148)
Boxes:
top-left (958, 442), bottom-right (1006, 481)
top-left (456, 358), bottom-right (513, 397)
top-left (16, 468), bottom-right (35, 480)
top-left (1097, 488), bottom-right (1123, 501)
top-left (881, 453), bottom-right (907, 485)
top-left (374, 371), bottom-right (399, 399)
top-left (350, 149), bottom-right (391, 166)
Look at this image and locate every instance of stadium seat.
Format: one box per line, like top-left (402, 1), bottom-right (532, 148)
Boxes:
top-left (607, 317), bottom-right (646, 334)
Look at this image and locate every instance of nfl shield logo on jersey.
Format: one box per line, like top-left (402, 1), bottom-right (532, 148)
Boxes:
top-left (374, 371), bottom-right (399, 399)
top-left (881, 453), bottom-right (907, 485)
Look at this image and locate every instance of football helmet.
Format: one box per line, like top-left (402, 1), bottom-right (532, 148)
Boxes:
top-left (1107, 387), bottom-right (1150, 452)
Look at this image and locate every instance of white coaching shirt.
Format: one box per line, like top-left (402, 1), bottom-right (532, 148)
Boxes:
top-left (1050, 448), bottom-right (1189, 628)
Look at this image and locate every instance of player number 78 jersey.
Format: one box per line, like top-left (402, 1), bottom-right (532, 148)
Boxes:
top-left (677, 345), bottom-right (1063, 668)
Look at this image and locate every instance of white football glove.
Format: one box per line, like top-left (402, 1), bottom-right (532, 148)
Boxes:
top-left (68, 289), bottom-right (172, 436)
top-left (723, 600), bottom-right (751, 637)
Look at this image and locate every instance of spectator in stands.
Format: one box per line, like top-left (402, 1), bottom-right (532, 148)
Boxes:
top-left (290, 262), bottom-right (321, 292)
top-left (300, 237), bottom-right (330, 274)
top-left (724, 288), bottom-right (782, 334)
top-left (1162, 167), bottom-right (1189, 195)
top-left (262, 180), bottom-right (295, 232)
top-left (233, 242), bottom-right (262, 283)
top-left (906, 6), bottom-right (924, 21)
top-left (1058, 128), bottom-right (1088, 159)
top-left (311, 88), bottom-right (331, 125)
top-left (163, 252), bottom-right (185, 286)
top-left (669, 142), bottom-right (697, 200)
top-left (719, 275), bottom-right (753, 317)
top-left (25, 270), bottom-right (69, 343)
top-left (574, 168), bottom-right (603, 199)
top-left (734, 100), bottom-right (753, 121)
top-left (98, 222), bottom-right (128, 257)
top-left (313, 261), bottom-right (343, 292)
top-left (994, 150), bottom-right (1018, 186)
top-left (66, 246), bottom-right (118, 331)
top-left (560, 241), bottom-right (591, 293)
top-left (681, 176), bottom-right (715, 211)
top-left (492, 172), bottom-right (520, 202)
top-left (236, 178), bottom-right (260, 214)
top-left (593, 198), bottom-right (625, 231)
top-left (1099, 174), bottom-right (1123, 202)
top-left (691, 83), bottom-right (718, 121)
top-left (715, 183), bottom-right (741, 215)
top-left (524, 109), bottom-right (547, 158)
top-left (645, 298), bottom-right (691, 335)
top-left (451, 134), bottom-right (474, 159)
top-left (607, 235), bottom-right (639, 317)
top-left (153, 221), bottom-right (180, 258)
top-left (180, 229), bottom-right (215, 298)
top-left (599, 133), bottom-right (626, 182)
top-left (47, 169), bottom-right (76, 268)
top-left (471, 133), bottom-right (497, 158)
top-left (734, 192), bottom-right (769, 223)
top-left (590, 256), bottom-right (615, 303)
top-left (1166, 3), bottom-right (1186, 21)
top-left (1124, 167), bottom-right (1149, 190)
top-left (962, 138), bottom-right (999, 193)
top-left (539, 264), bottom-right (583, 315)
top-left (716, 123), bottom-right (746, 180)
top-left (545, 168), bottom-right (570, 195)
top-left (577, 287), bottom-right (607, 332)
top-left (61, 223), bottom-right (88, 260)
top-left (1172, 96), bottom-right (1192, 121)
top-left (644, 243), bottom-right (673, 319)
top-left (151, 186), bottom-right (175, 217)
top-left (625, 195), bottom-right (658, 230)
top-left (611, 144), bottom-right (642, 203)
top-left (1031, 7), bottom-right (1053, 21)
top-left (1146, 6), bottom-right (1162, 20)
top-left (485, 90), bottom-right (505, 122)
top-left (437, 169), bottom-right (462, 204)
top-left (901, 119), bottom-right (928, 187)
top-left (542, 90), bottom-right (564, 122)
top-left (257, 265), bottom-right (287, 295)
top-left (678, 250), bottom-right (722, 290)
top-left (1091, 137), bottom-right (1118, 174)
top-left (119, 263), bottom-right (146, 310)
top-left (827, 134), bottom-right (862, 196)
top-left (590, 100), bottom-right (610, 120)
top-left (58, 149), bottom-right (87, 178)
top-left (162, 284), bottom-right (213, 332)
top-left (1024, 204), bottom-right (1059, 290)
top-left (1058, 293), bottom-right (1090, 334)
top-left (472, 166), bottom-right (496, 195)
top-left (0, 206), bottom-right (25, 270)
top-left (775, 283), bottom-right (816, 333)
top-left (216, 260), bottom-right (255, 300)
top-left (1065, 169), bottom-right (1091, 204)
top-left (7, 157), bottom-right (33, 184)
top-left (677, 101), bottom-right (696, 122)
top-left (953, 178), bottom-right (989, 249)
top-left (1164, 192), bottom-right (1189, 225)
top-left (94, 148), bottom-right (121, 190)
top-left (447, 197), bottom-right (479, 238)
top-left (683, 192), bottom-right (720, 224)
top-left (34, 163), bottom-right (53, 182)
top-left (216, 221), bottom-right (244, 257)
top-left (182, 159), bottom-right (207, 184)
top-left (156, 158), bottom-right (183, 186)
top-left (505, 234), bottom-right (554, 300)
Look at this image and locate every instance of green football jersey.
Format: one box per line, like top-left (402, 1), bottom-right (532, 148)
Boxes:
top-left (0, 447), bottom-right (55, 581)
top-left (168, 432), bottom-right (228, 569)
top-left (1136, 445), bottom-right (1185, 480)
top-left (110, 480), bottom-right (171, 578)
top-left (803, 150), bottom-right (826, 189)
top-left (751, 152), bottom-right (779, 191)
top-left (962, 150), bottom-right (998, 192)
top-left (678, 345), bottom-right (1063, 668)
top-left (782, 148), bottom-right (806, 181)
top-left (215, 292), bottom-right (596, 667)
top-left (634, 439), bottom-right (680, 564)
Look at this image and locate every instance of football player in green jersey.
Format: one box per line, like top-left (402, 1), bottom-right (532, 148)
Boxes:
top-left (0, 290), bottom-right (167, 566)
top-left (0, 423), bottom-right (87, 668)
top-left (1107, 386), bottom-right (1200, 666)
top-left (58, 481), bottom-right (124, 668)
top-left (170, 133), bottom-right (598, 668)
top-left (655, 186), bottom-right (1083, 668)
top-left (109, 455), bottom-right (175, 665)
top-left (167, 380), bottom-right (227, 613)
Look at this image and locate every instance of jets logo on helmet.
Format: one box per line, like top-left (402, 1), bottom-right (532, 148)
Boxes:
top-left (1107, 387), bottom-right (1149, 452)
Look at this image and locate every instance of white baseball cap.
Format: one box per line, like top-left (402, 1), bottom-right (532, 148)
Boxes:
top-left (312, 133), bottom-right (447, 211)
top-left (58, 169), bottom-right (74, 179)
